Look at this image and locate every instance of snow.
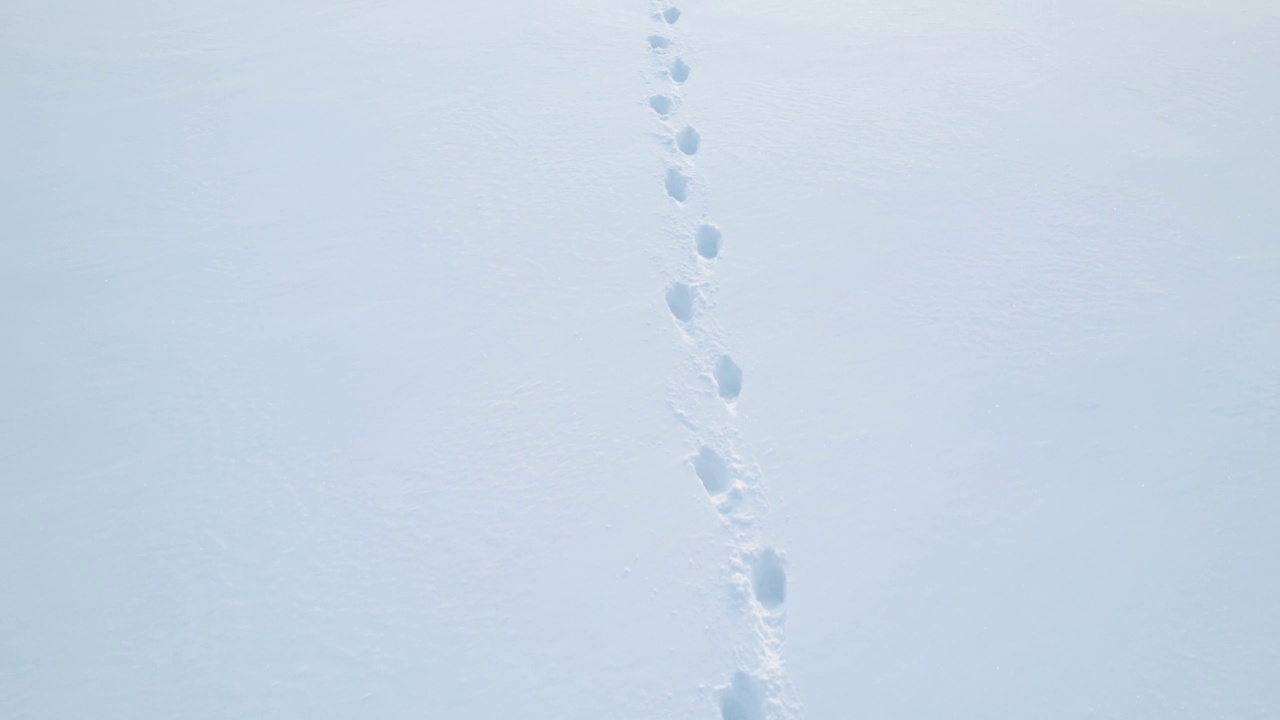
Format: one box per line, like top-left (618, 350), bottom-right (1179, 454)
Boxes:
top-left (2, 0), bottom-right (1278, 718)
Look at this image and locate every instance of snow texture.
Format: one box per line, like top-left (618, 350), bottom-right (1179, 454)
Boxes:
top-left (2, 0), bottom-right (1279, 719)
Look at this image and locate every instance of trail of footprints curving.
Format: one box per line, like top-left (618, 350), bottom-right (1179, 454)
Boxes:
top-left (646, 6), bottom-right (798, 720)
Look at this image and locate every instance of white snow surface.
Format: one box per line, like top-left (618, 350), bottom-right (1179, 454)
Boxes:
top-left (3, 1), bottom-right (1279, 718)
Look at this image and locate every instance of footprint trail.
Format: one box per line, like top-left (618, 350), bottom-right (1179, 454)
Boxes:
top-left (643, 5), bottom-right (799, 719)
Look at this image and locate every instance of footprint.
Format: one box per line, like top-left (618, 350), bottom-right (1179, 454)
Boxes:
top-left (713, 355), bottom-right (742, 401)
top-left (665, 282), bottom-right (695, 322)
top-left (752, 548), bottom-right (787, 609)
top-left (648, 35), bottom-right (670, 50)
top-left (664, 168), bottom-right (689, 202)
top-left (695, 224), bottom-right (722, 259)
top-left (649, 94), bottom-right (673, 116)
top-left (662, 7), bottom-right (681, 23)
top-left (670, 57), bottom-right (690, 83)
top-left (692, 446), bottom-right (731, 494)
top-left (676, 126), bottom-right (700, 155)
top-left (720, 672), bottom-right (765, 720)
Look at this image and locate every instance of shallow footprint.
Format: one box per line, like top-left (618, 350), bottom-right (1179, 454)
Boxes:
top-left (663, 6), bottom-right (681, 23)
top-left (649, 94), bottom-right (673, 116)
top-left (720, 672), bottom-right (765, 720)
top-left (752, 548), bottom-right (787, 609)
top-left (648, 35), bottom-right (670, 49)
top-left (665, 282), bottom-right (695, 322)
top-left (714, 355), bottom-right (742, 401)
top-left (676, 126), bottom-right (700, 155)
top-left (696, 224), bottom-right (722, 259)
top-left (692, 446), bottom-right (731, 494)
top-left (711, 353), bottom-right (742, 399)
top-left (670, 57), bottom-right (690, 83)
top-left (664, 168), bottom-right (689, 202)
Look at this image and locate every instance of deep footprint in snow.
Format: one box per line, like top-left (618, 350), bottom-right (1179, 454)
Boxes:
top-left (714, 355), bottom-right (742, 401)
top-left (648, 35), bottom-right (670, 49)
top-left (649, 94), bottom-right (673, 116)
top-left (752, 548), bottom-right (787, 609)
top-left (665, 168), bottom-right (690, 202)
top-left (670, 57), bottom-right (691, 83)
top-left (665, 282), bottom-right (695, 322)
top-left (663, 6), bottom-right (681, 23)
top-left (696, 224), bottom-right (722, 259)
top-left (720, 672), bottom-right (765, 720)
top-left (692, 446), bottom-right (731, 495)
top-left (676, 126), bottom-right (700, 155)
